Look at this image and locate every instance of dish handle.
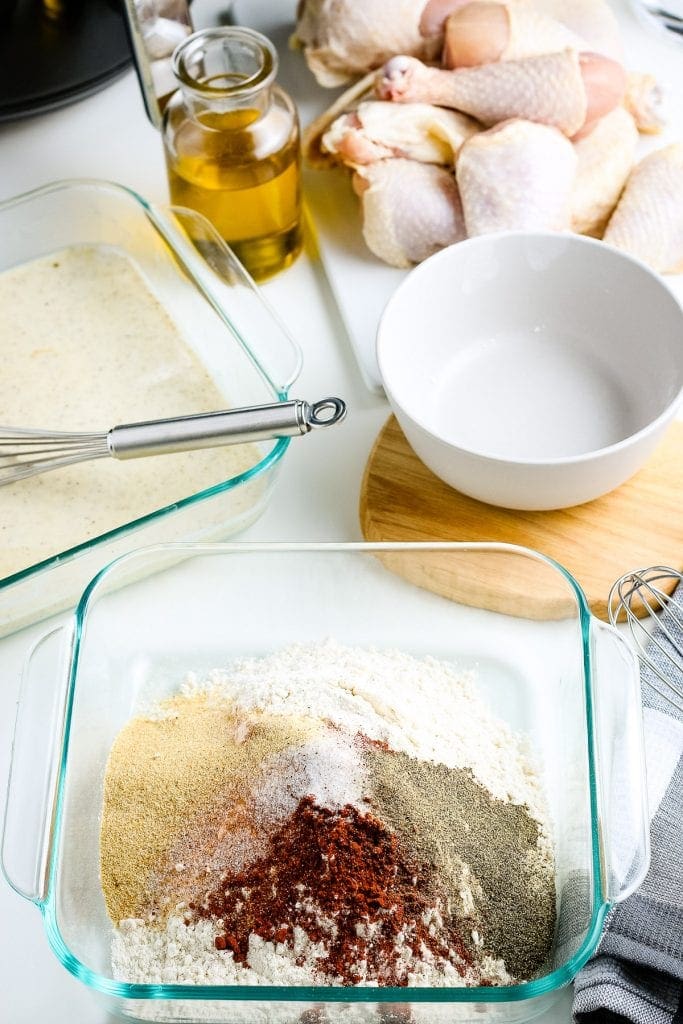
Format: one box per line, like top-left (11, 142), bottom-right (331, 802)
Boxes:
top-left (151, 202), bottom-right (304, 397)
top-left (590, 619), bottom-right (651, 904)
top-left (1, 626), bottom-right (73, 905)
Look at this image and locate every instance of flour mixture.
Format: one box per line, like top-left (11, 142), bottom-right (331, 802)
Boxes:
top-left (101, 641), bottom-right (555, 990)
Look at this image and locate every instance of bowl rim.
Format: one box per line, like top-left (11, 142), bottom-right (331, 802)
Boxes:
top-left (22, 541), bottom-right (613, 1004)
top-left (376, 230), bottom-right (683, 468)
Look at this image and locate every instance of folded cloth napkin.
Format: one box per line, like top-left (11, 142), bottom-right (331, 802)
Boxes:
top-left (573, 583), bottom-right (683, 1024)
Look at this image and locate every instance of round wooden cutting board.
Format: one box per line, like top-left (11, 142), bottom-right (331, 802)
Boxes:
top-left (360, 416), bottom-right (683, 621)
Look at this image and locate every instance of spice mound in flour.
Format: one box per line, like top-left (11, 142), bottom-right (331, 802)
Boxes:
top-left (200, 796), bottom-right (474, 986)
top-left (101, 641), bottom-right (555, 988)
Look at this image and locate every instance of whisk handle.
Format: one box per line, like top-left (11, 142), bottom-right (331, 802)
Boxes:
top-left (108, 399), bottom-right (346, 459)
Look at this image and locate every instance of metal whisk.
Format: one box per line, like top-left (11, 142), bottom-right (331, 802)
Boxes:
top-left (0, 397), bottom-right (347, 486)
top-left (608, 566), bottom-right (683, 714)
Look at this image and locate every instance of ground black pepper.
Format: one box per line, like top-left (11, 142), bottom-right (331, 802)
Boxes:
top-left (363, 746), bottom-right (556, 980)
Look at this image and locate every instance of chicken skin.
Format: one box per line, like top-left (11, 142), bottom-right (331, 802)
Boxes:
top-left (296, 0), bottom-right (625, 86)
top-left (293, 0), bottom-right (439, 86)
top-left (571, 107), bottom-right (638, 236)
top-left (353, 158), bottom-right (466, 266)
top-left (456, 119), bottom-right (577, 234)
top-left (322, 101), bottom-right (478, 166)
top-left (377, 50), bottom-right (625, 138)
top-left (603, 144), bottom-right (683, 273)
top-left (442, 2), bottom-right (586, 68)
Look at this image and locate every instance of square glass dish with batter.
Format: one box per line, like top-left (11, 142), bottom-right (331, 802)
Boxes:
top-left (0, 179), bottom-right (300, 635)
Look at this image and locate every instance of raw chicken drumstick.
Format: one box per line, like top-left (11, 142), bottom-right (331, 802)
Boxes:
top-left (603, 144), bottom-right (683, 273)
top-left (321, 101), bottom-right (478, 166)
top-left (418, 0), bottom-right (623, 59)
top-left (456, 119), bottom-right (577, 235)
top-left (353, 158), bottom-right (466, 267)
top-left (377, 50), bottom-right (626, 138)
top-left (295, 0), bottom-right (625, 87)
top-left (442, 2), bottom-right (586, 68)
top-left (571, 107), bottom-right (638, 236)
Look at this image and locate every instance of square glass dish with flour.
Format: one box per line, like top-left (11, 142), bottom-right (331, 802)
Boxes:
top-left (2, 544), bottom-right (649, 1022)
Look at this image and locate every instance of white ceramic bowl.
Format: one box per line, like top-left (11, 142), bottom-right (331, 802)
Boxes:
top-left (377, 232), bottom-right (683, 510)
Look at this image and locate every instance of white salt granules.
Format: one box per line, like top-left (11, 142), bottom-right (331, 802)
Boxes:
top-left (253, 730), bottom-right (367, 819)
top-left (111, 641), bottom-right (553, 1008)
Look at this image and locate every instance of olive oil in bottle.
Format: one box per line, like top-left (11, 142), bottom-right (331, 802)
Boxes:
top-left (163, 28), bottom-right (302, 281)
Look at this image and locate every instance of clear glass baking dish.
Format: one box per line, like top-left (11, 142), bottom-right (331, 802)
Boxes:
top-left (2, 542), bottom-right (649, 1023)
top-left (0, 179), bottom-right (302, 638)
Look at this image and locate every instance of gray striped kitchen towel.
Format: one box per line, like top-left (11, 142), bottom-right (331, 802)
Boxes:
top-left (573, 583), bottom-right (683, 1024)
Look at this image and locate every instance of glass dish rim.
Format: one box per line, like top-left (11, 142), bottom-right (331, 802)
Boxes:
top-left (0, 178), bottom-right (295, 597)
top-left (38, 540), bottom-right (607, 1004)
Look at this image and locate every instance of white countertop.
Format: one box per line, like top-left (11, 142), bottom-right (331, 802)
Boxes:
top-left (4, 0), bottom-right (681, 1019)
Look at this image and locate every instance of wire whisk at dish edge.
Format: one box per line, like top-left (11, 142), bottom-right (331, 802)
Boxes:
top-left (0, 397), bottom-right (347, 486)
top-left (608, 566), bottom-right (683, 714)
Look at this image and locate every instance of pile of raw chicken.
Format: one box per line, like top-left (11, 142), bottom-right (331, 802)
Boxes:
top-left (295, 0), bottom-right (683, 271)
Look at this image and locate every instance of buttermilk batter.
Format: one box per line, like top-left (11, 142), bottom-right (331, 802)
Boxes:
top-left (0, 245), bottom-right (259, 578)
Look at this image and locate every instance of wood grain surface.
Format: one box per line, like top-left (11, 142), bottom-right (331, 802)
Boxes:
top-left (360, 416), bottom-right (683, 621)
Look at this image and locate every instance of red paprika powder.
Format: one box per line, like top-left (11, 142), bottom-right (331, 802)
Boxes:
top-left (191, 796), bottom-right (473, 986)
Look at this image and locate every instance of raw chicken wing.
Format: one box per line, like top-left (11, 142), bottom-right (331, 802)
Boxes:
top-left (571, 107), bottom-right (638, 236)
top-left (353, 159), bottom-right (466, 266)
top-left (377, 50), bottom-right (625, 137)
top-left (322, 101), bottom-right (478, 166)
top-left (293, 0), bottom-right (438, 86)
top-left (603, 144), bottom-right (683, 273)
top-left (456, 119), bottom-right (577, 234)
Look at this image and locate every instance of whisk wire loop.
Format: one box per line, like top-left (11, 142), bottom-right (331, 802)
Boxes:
top-left (609, 566), bottom-right (683, 714)
top-left (0, 426), bottom-right (111, 485)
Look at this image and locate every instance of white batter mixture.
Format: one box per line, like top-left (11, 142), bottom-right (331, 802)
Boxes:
top-left (0, 245), bottom-right (259, 579)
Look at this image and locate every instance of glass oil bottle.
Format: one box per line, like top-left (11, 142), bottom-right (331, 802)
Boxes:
top-left (163, 27), bottom-right (302, 281)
